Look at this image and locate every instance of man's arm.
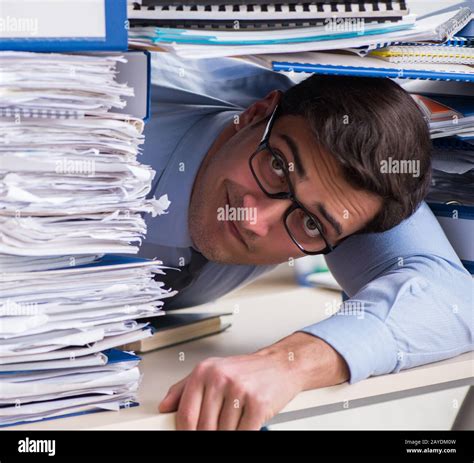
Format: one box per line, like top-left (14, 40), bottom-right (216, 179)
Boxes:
top-left (159, 202), bottom-right (472, 429)
top-left (158, 332), bottom-right (349, 430)
top-left (299, 201), bottom-right (473, 383)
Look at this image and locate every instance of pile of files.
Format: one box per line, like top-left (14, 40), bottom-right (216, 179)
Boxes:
top-left (0, 52), bottom-right (176, 426)
top-left (427, 136), bottom-right (473, 274)
top-left (428, 138), bottom-right (473, 206)
top-left (241, 3), bottom-right (473, 84)
top-left (127, 0), bottom-right (472, 59)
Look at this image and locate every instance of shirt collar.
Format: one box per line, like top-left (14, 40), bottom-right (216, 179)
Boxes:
top-left (152, 110), bottom-right (238, 249)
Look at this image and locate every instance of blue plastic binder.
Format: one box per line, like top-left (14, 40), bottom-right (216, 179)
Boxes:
top-left (0, 0), bottom-right (127, 52)
top-left (271, 61), bottom-right (474, 83)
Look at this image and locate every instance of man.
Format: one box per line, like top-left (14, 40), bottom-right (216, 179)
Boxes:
top-left (139, 53), bottom-right (472, 430)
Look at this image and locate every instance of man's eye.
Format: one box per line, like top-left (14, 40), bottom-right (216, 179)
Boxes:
top-left (303, 215), bottom-right (321, 238)
top-left (270, 156), bottom-right (285, 177)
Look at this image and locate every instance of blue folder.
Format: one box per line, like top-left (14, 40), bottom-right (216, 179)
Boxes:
top-left (0, 0), bottom-right (127, 52)
top-left (0, 348), bottom-right (141, 376)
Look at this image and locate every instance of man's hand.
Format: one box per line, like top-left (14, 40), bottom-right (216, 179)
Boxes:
top-left (158, 332), bottom-right (349, 430)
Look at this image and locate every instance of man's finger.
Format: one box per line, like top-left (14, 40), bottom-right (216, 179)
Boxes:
top-left (176, 375), bottom-right (205, 430)
top-left (237, 402), bottom-right (265, 431)
top-left (196, 385), bottom-right (225, 430)
top-left (217, 394), bottom-right (244, 430)
top-left (158, 376), bottom-right (188, 413)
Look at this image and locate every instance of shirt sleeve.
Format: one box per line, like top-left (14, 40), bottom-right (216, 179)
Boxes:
top-left (299, 202), bottom-right (473, 384)
top-left (150, 53), bottom-right (294, 109)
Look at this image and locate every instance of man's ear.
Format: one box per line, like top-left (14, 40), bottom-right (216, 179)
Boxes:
top-left (235, 90), bottom-right (281, 133)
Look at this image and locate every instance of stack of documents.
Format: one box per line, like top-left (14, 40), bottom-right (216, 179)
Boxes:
top-left (427, 136), bottom-right (473, 274)
top-left (127, 0), bottom-right (472, 58)
top-left (0, 52), bottom-right (176, 426)
top-left (0, 349), bottom-right (142, 427)
top-left (0, 52), bottom-right (168, 256)
top-left (427, 138), bottom-right (473, 206)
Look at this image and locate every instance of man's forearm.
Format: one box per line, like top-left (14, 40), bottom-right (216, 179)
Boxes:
top-left (255, 332), bottom-right (350, 391)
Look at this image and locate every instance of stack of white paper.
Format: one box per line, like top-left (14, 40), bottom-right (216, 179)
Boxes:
top-left (0, 52), bottom-right (175, 426)
top-left (0, 259), bottom-right (176, 360)
top-left (0, 52), bottom-right (170, 256)
top-left (0, 349), bottom-right (142, 426)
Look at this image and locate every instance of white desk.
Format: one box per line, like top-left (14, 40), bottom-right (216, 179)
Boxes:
top-left (8, 267), bottom-right (474, 430)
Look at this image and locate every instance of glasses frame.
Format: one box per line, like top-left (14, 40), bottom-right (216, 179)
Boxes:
top-left (248, 104), bottom-right (337, 255)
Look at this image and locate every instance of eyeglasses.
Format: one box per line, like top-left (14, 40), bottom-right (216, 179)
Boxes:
top-left (249, 105), bottom-right (337, 255)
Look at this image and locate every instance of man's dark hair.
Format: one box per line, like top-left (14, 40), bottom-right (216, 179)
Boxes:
top-left (279, 74), bottom-right (432, 234)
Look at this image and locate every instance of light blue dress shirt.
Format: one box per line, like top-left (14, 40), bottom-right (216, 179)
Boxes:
top-left (139, 53), bottom-right (473, 384)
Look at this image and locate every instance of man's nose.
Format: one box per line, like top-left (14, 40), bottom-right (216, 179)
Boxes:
top-left (239, 193), bottom-right (291, 238)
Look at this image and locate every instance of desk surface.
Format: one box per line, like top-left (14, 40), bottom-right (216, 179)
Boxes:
top-left (8, 266), bottom-right (474, 430)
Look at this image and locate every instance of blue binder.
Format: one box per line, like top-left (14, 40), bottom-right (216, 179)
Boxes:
top-left (0, 0), bottom-right (127, 52)
top-left (271, 61), bottom-right (474, 83)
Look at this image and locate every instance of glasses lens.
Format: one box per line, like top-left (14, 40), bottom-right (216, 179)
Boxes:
top-left (286, 207), bottom-right (328, 254)
top-left (251, 149), bottom-right (290, 195)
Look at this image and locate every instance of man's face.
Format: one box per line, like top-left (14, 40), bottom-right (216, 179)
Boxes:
top-left (189, 94), bottom-right (382, 265)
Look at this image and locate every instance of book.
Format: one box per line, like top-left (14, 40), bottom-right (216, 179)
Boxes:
top-left (411, 94), bottom-right (463, 122)
top-left (119, 312), bottom-right (232, 353)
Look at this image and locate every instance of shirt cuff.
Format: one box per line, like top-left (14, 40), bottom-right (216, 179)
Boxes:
top-left (298, 311), bottom-right (399, 384)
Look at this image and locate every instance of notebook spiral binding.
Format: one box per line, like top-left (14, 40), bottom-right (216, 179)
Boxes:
top-left (129, 0), bottom-right (409, 18)
top-left (133, 0), bottom-right (408, 8)
top-left (434, 7), bottom-right (472, 42)
top-left (372, 45), bottom-right (474, 65)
